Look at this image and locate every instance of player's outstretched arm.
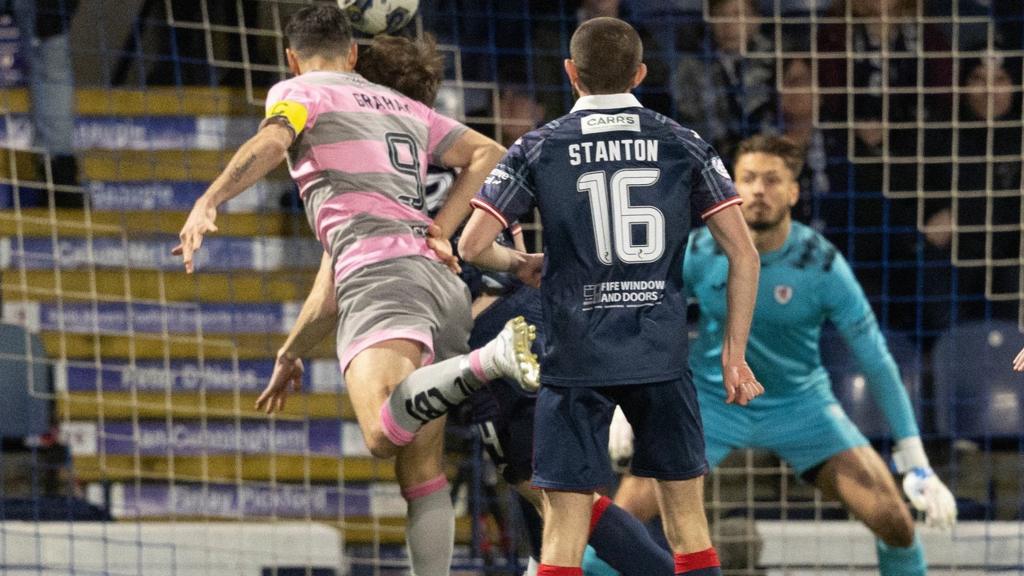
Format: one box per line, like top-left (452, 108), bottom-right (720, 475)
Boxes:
top-left (1014, 346), bottom-right (1024, 371)
top-left (256, 251), bottom-right (338, 414)
top-left (459, 211), bottom-right (541, 287)
top-left (433, 129), bottom-right (506, 241)
top-left (827, 254), bottom-right (957, 530)
top-left (173, 123), bottom-right (293, 273)
top-left (705, 204), bottom-right (763, 406)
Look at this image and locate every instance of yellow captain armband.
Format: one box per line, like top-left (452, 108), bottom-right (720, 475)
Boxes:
top-left (266, 99), bottom-right (309, 136)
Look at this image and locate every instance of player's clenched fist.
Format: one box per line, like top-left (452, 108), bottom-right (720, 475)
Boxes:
top-left (722, 359), bottom-right (763, 406)
top-left (172, 197), bottom-right (219, 274)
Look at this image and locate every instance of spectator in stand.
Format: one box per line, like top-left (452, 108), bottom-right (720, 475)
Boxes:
top-left (777, 56), bottom-right (839, 228)
top-left (3, 0), bottom-right (81, 207)
top-left (818, 0), bottom-right (953, 156)
top-left (529, 0), bottom-right (672, 118)
top-left (921, 49), bottom-right (1021, 331)
top-left (498, 87), bottom-right (546, 148)
top-left (673, 0), bottom-right (777, 164)
top-left (816, 0), bottom-right (954, 332)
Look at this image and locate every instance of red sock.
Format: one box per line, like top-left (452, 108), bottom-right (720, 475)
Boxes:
top-left (674, 547), bottom-right (720, 574)
top-left (588, 495), bottom-right (613, 534)
top-left (537, 564), bottom-right (583, 576)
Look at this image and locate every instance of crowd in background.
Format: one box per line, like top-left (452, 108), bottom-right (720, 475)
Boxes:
top-left (421, 0), bottom-right (1023, 341)
top-left (55, 0), bottom-right (1022, 338)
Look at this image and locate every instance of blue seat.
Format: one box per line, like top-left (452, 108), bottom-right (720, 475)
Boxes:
top-left (933, 320), bottom-right (1024, 439)
top-left (820, 327), bottom-right (922, 439)
top-left (0, 323), bottom-right (51, 437)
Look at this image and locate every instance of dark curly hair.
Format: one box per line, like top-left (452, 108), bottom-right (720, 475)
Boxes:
top-left (736, 134), bottom-right (805, 179)
top-left (284, 4), bottom-right (352, 60)
top-left (356, 34), bottom-right (445, 106)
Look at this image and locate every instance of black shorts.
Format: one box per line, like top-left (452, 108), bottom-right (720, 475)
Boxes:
top-left (532, 377), bottom-right (708, 492)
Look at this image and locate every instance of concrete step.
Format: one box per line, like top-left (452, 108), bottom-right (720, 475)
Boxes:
top-left (59, 391), bottom-right (350, 421)
top-left (38, 331), bottom-right (335, 360)
top-left (73, 455), bottom-right (397, 484)
top-left (7, 269), bottom-right (317, 304)
top-left (0, 148), bottom-right (288, 182)
top-left (2, 115), bottom-right (259, 152)
top-left (0, 87), bottom-right (261, 117)
top-left (1, 208), bottom-right (307, 238)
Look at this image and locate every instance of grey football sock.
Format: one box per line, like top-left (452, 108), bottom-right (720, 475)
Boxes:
top-left (381, 353), bottom-right (487, 445)
top-left (405, 479), bottom-right (455, 576)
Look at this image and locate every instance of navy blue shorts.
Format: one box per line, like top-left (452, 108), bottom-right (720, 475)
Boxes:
top-left (532, 377), bottom-right (708, 491)
top-left (468, 284), bottom-right (543, 485)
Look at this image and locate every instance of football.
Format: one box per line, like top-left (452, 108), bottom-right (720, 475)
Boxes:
top-left (338, 0), bottom-right (419, 35)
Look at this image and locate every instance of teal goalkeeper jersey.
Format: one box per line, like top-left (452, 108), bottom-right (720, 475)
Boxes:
top-left (684, 221), bottom-right (919, 440)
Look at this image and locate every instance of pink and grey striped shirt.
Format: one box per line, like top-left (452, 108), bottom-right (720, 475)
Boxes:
top-left (263, 71), bottom-right (468, 282)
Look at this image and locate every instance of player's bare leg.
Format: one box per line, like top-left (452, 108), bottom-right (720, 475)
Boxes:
top-left (816, 446), bottom-right (914, 546)
top-left (345, 320), bottom-right (539, 459)
top-left (515, 482), bottom-right (673, 576)
top-left (346, 340), bottom-right (455, 576)
top-left (656, 478), bottom-right (713, 553)
top-left (816, 446), bottom-right (925, 575)
top-left (345, 339), bottom-right (423, 459)
top-left (656, 478), bottom-right (721, 574)
top-left (613, 474), bottom-right (661, 523)
top-left (540, 490), bottom-right (594, 568)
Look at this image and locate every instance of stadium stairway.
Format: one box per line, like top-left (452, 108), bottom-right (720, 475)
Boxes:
top-left (0, 86), bottom-right (471, 546)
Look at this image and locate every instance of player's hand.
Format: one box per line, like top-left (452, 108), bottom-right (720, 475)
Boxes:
top-left (426, 224), bottom-right (461, 274)
top-left (172, 197), bottom-right (218, 274)
top-left (515, 252), bottom-right (543, 288)
top-left (902, 467), bottom-right (957, 530)
top-left (722, 358), bottom-right (763, 406)
top-left (255, 351), bottom-right (304, 414)
top-left (608, 405), bottom-right (635, 468)
top-left (1013, 346), bottom-right (1024, 371)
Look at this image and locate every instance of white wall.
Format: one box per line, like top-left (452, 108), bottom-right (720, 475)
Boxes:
top-left (760, 520), bottom-right (1023, 574)
top-left (0, 521), bottom-right (344, 576)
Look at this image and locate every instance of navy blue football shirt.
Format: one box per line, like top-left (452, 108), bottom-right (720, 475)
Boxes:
top-left (473, 93), bottom-right (740, 386)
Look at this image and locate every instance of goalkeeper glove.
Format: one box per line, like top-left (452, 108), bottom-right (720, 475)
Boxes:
top-left (893, 436), bottom-right (957, 530)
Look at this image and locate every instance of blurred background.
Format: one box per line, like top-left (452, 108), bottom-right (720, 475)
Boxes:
top-left (0, 0), bottom-right (1021, 574)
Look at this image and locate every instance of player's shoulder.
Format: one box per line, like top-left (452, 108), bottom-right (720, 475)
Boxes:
top-left (540, 112), bottom-right (580, 138)
top-left (267, 75), bottom-right (305, 97)
top-left (508, 117), bottom-right (563, 156)
top-left (786, 222), bottom-right (841, 273)
top-left (656, 115), bottom-right (716, 157)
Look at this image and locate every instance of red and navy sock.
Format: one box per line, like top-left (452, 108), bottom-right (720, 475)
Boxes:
top-left (674, 547), bottom-right (722, 575)
top-left (537, 564), bottom-right (583, 576)
top-left (588, 496), bottom-right (674, 574)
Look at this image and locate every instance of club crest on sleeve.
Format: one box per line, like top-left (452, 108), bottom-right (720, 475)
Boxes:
top-left (711, 156), bottom-right (732, 180)
top-left (774, 285), bottom-right (793, 305)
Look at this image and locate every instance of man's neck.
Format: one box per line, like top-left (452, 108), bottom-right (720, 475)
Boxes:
top-left (299, 56), bottom-right (351, 74)
top-left (750, 218), bottom-right (791, 254)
